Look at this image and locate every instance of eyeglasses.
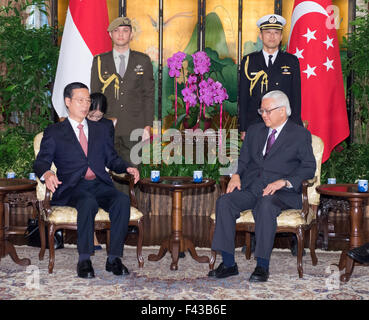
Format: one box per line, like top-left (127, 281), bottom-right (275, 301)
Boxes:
top-left (72, 98), bottom-right (91, 104)
top-left (257, 106), bottom-right (280, 115)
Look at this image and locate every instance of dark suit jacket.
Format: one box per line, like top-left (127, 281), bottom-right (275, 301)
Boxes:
top-left (99, 117), bottom-right (115, 142)
top-left (236, 119), bottom-right (316, 209)
top-left (33, 118), bottom-right (128, 206)
top-left (239, 50), bottom-right (303, 131)
top-left (90, 50), bottom-right (155, 138)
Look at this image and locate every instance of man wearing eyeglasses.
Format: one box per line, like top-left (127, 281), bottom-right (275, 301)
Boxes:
top-left (238, 14), bottom-right (303, 141)
top-left (209, 90), bottom-right (315, 282)
top-left (34, 82), bottom-right (140, 279)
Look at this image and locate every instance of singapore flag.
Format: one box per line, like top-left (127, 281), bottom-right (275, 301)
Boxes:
top-left (287, 0), bottom-right (349, 163)
top-left (52, 0), bottom-right (112, 118)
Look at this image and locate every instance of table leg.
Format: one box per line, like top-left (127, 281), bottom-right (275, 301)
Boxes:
top-left (0, 193), bottom-right (31, 266)
top-left (339, 198), bottom-right (364, 282)
top-left (147, 190), bottom-right (183, 270)
top-left (184, 237), bottom-right (209, 263)
top-left (148, 239), bottom-right (169, 262)
top-left (169, 190), bottom-right (182, 270)
top-left (5, 240), bottom-right (31, 266)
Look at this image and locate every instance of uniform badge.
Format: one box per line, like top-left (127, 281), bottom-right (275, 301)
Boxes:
top-left (281, 65), bottom-right (291, 74)
top-left (134, 64), bottom-right (144, 75)
top-left (268, 16), bottom-right (277, 24)
top-left (103, 71), bottom-right (111, 79)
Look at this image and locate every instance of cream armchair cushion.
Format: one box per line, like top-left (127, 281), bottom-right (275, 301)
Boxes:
top-left (47, 206), bottom-right (143, 224)
top-left (210, 207), bottom-right (315, 228)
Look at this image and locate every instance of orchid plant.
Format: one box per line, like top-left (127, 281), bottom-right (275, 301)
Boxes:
top-left (167, 51), bottom-right (229, 131)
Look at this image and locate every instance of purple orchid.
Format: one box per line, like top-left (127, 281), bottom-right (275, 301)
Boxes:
top-left (167, 50), bottom-right (228, 134)
top-left (192, 51), bottom-right (211, 75)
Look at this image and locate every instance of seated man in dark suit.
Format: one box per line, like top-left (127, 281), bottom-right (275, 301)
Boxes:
top-left (209, 90), bottom-right (316, 282)
top-left (34, 82), bottom-right (139, 279)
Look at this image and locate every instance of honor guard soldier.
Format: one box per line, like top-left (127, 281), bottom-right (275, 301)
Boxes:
top-left (239, 14), bottom-right (303, 140)
top-left (90, 16), bottom-right (155, 163)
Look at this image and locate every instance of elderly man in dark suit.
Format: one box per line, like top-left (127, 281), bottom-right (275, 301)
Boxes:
top-left (90, 16), bottom-right (155, 164)
top-left (34, 82), bottom-right (140, 279)
top-left (209, 90), bottom-right (316, 282)
top-left (239, 14), bottom-right (303, 140)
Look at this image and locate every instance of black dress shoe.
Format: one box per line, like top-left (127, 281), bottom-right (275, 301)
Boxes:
top-left (106, 258), bottom-right (129, 276)
top-left (77, 259), bottom-right (95, 279)
top-left (208, 262), bottom-right (239, 278)
top-left (347, 243), bottom-right (369, 264)
top-left (128, 226), bottom-right (138, 234)
top-left (249, 266), bottom-right (269, 282)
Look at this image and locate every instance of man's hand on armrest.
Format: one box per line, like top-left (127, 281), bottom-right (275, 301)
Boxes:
top-left (44, 171), bottom-right (62, 193)
top-left (126, 167), bottom-right (140, 184)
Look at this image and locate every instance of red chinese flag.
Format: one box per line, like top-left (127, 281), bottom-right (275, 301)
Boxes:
top-left (287, 0), bottom-right (349, 163)
top-left (52, 0), bottom-right (112, 118)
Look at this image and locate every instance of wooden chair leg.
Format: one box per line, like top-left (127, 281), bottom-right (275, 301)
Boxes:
top-left (296, 228), bottom-right (304, 278)
top-left (48, 224), bottom-right (56, 274)
top-left (309, 222), bottom-right (318, 266)
top-left (245, 231), bottom-right (252, 260)
top-left (208, 219), bottom-right (216, 270)
top-left (136, 219), bottom-right (144, 268)
top-left (38, 218), bottom-right (46, 261)
top-left (209, 249), bottom-right (217, 270)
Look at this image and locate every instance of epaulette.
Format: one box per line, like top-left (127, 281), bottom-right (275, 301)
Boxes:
top-left (94, 50), bottom-right (111, 58)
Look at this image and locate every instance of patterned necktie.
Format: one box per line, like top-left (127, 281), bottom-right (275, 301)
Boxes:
top-left (77, 124), bottom-right (96, 180)
top-left (119, 54), bottom-right (126, 78)
top-left (265, 129), bottom-right (277, 157)
top-left (268, 54), bottom-right (273, 68)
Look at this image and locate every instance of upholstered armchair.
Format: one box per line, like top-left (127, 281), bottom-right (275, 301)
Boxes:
top-left (33, 131), bottom-right (144, 273)
top-left (209, 134), bottom-right (324, 278)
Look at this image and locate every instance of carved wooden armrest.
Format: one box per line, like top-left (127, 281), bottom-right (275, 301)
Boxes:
top-left (110, 171), bottom-right (138, 208)
top-left (38, 187), bottom-right (53, 220)
top-left (219, 175), bottom-right (231, 195)
top-left (301, 176), bottom-right (317, 220)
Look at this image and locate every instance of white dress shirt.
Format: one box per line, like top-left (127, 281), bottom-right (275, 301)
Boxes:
top-left (262, 49), bottom-right (278, 67)
top-left (68, 117), bottom-right (88, 142)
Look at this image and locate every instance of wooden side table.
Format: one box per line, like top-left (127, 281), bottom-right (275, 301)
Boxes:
top-left (0, 178), bottom-right (37, 266)
top-left (4, 190), bottom-right (38, 235)
top-left (140, 176), bottom-right (216, 270)
top-left (316, 184), bottom-right (369, 282)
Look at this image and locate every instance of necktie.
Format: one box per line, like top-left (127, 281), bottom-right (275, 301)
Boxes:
top-left (77, 124), bottom-right (96, 180)
top-left (264, 129), bottom-right (277, 157)
top-left (119, 54), bottom-right (126, 78)
top-left (268, 55), bottom-right (273, 68)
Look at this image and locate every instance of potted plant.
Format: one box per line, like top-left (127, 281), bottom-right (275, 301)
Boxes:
top-left (167, 50), bottom-right (229, 131)
top-left (0, 0), bottom-right (59, 178)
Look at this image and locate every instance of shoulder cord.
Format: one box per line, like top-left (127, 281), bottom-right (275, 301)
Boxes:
top-left (97, 56), bottom-right (120, 100)
top-left (244, 56), bottom-right (268, 96)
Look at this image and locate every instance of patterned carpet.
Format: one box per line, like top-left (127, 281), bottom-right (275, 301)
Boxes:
top-left (0, 245), bottom-right (368, 300)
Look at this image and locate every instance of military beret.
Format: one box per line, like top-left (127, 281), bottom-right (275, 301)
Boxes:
top-left (107, 17), bottom-right (132, 32)
top-left (257, 14), bottom-right (286, 30)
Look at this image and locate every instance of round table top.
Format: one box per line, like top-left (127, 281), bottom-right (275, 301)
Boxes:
top-left (140, 176), bottom-right (216, 190)
top-left (316, 184), bottom-right (369, 198)
top-left (0, 178), bottom-right (37, 193)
